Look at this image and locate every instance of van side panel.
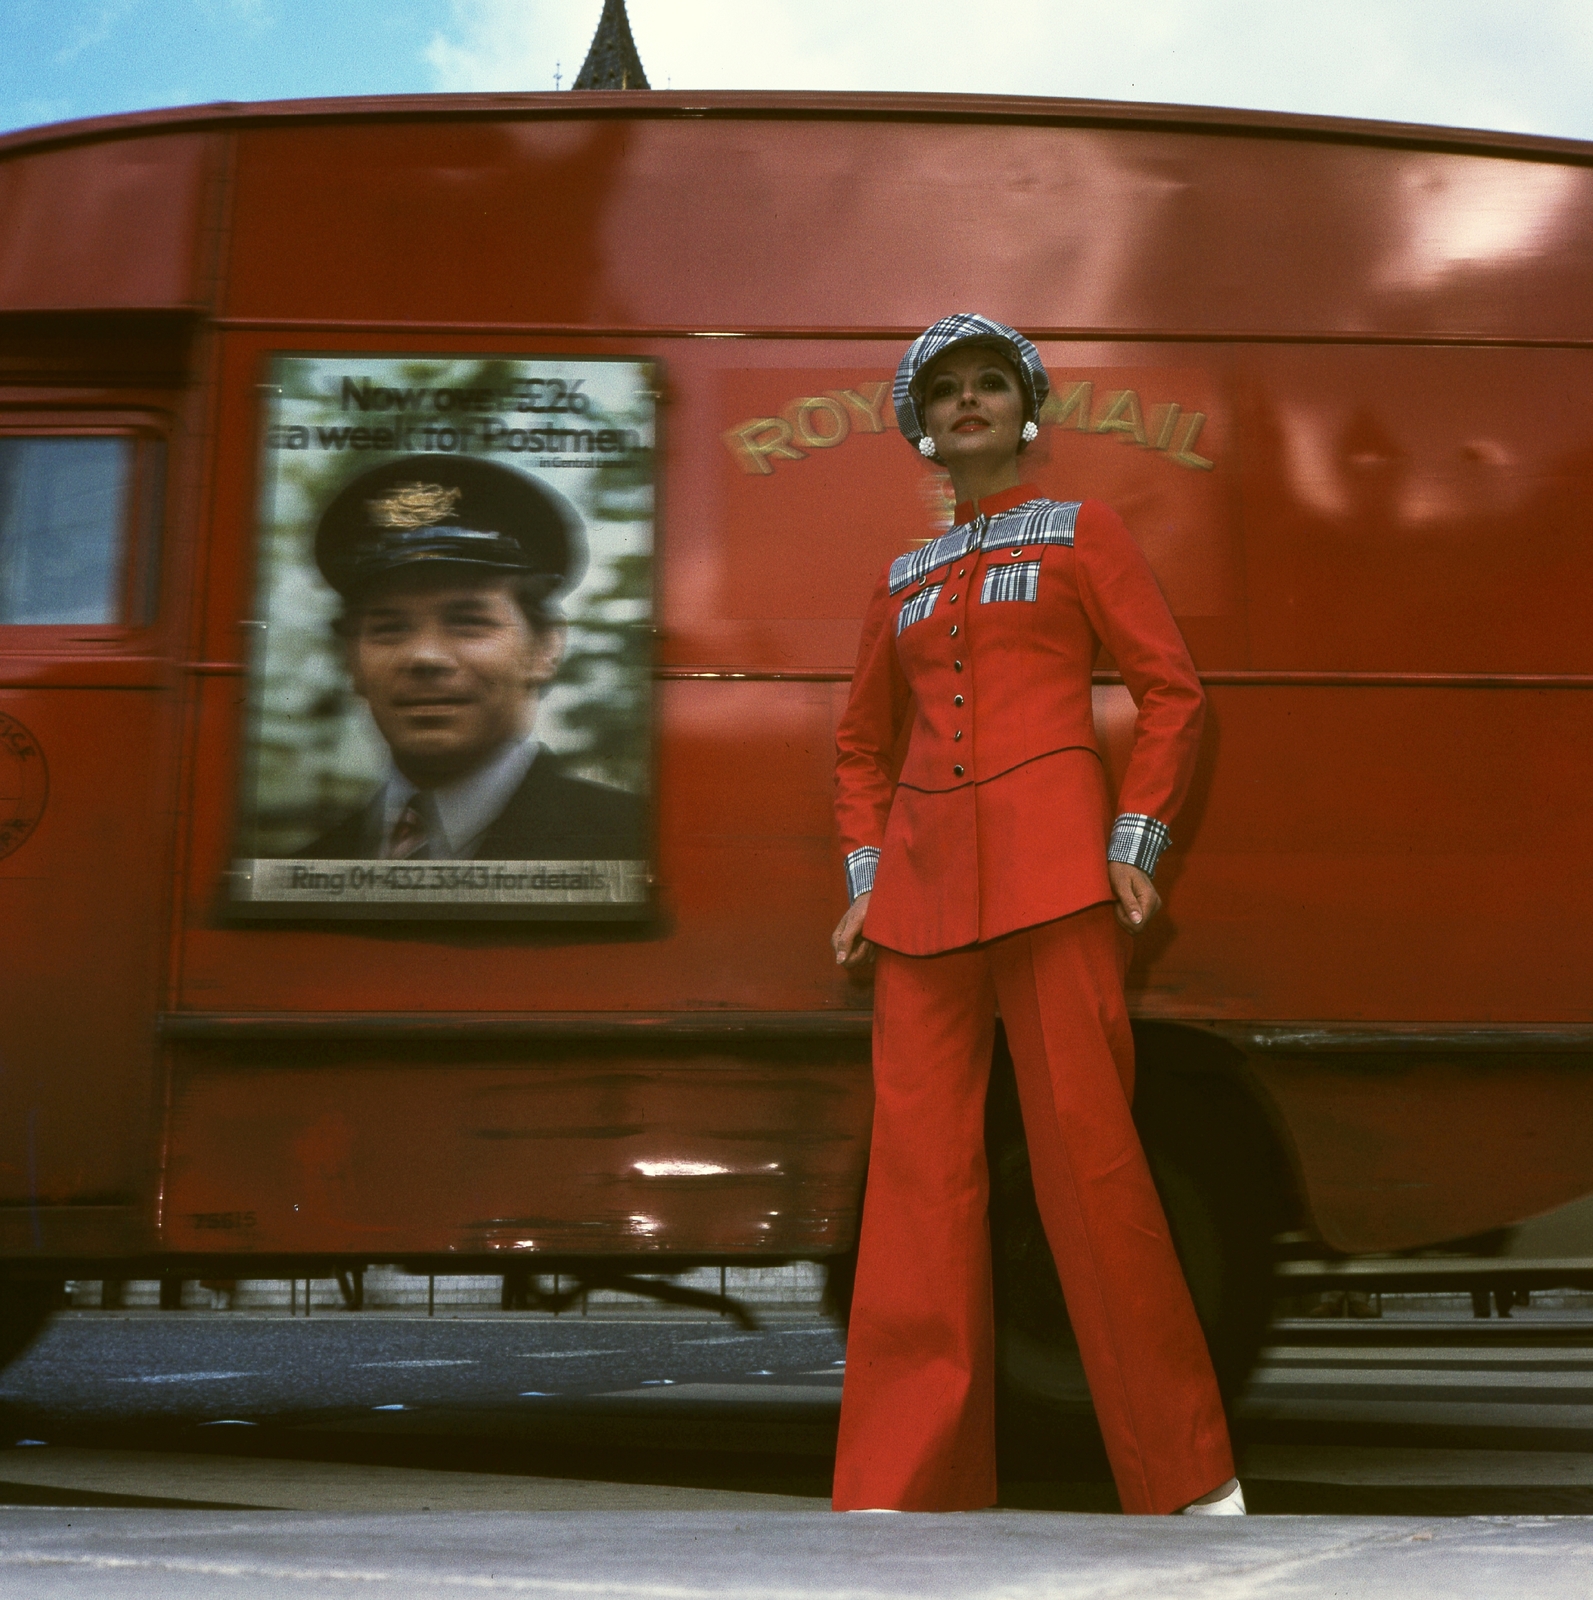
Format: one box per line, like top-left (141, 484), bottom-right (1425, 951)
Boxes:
top-left (221, 119), bottom-right (1593, 340)
top-left (0, 135), bottom-right (214, 312)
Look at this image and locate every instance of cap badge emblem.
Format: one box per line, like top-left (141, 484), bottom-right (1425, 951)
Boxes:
top-left (366, 483), bottom-right (463, 530)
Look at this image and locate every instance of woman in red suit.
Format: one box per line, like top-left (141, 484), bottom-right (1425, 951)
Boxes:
top-left (830, 314), bottom-right (1243, 1516)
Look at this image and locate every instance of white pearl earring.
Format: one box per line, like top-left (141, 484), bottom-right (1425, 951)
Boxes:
top-left (918, 435), bottom-right (938, 459)
top-left (1021, 420), bottom-right (1039, 443)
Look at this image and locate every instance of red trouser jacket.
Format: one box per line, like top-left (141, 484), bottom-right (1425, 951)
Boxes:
top-left (835, 482), bottom-right (1205, 956)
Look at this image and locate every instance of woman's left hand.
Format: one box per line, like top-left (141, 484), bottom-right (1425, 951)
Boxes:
top-left (831, 891), bottom-right (876, 968)
top-left (1108, 861), bottom-right (1162, 933)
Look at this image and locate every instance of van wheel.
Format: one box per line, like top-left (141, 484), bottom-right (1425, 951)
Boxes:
top-left (822, 1242), bottom-right (859, 1326)
top-left (987, 1029), bottom-right (1282, 1421)
top-left (0, 1280), bottom-right (61, 1372)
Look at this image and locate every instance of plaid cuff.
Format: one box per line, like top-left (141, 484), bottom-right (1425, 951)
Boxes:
top-left (1107, 813), bottom-right (1170, 879)
top-left (844, 846), bottom-right (880, 901)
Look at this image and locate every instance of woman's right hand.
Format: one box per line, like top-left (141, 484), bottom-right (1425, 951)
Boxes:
top-left (832, 892), bottom-right (875, 968)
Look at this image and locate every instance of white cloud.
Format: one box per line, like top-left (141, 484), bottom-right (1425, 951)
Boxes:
top-left (425, 1), bottom-right (603, 93)
top-left (423, 0), bottom-right (1593, 142)
top-left (56, 0), bottom-right (142, 63)
top-left (54, 0), bottom-right (276, 70)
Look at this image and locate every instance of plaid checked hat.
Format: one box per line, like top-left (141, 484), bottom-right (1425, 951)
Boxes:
top-left (315, 455), bottom-right (585, 601)
top-left (893, 313), bottom-right (1050, 450)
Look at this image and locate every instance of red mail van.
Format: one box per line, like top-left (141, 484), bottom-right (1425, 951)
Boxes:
top-left (2, 90), bottom-right (1591, 1395)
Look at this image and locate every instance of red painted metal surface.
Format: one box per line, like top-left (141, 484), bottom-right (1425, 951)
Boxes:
top-left (1248, 1055), bottom-right (1593, 1254)
top-left (163, 1050), bottom-right (869, 1258)
top-left (1, 93), bottom-right (1591, 1268)
top-left (217, 112), bottom-right (1593, 342)
top-left (0, 637), bottom-right (176, 1220)
top-left (0, 134), bottom-right (213, 312)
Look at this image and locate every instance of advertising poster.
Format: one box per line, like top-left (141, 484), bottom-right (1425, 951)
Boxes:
top-left (231, 352), bottom-right (655, 918)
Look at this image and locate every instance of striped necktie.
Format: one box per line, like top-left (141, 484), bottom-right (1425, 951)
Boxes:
top-left (384, 799), bottom-right (430, 860)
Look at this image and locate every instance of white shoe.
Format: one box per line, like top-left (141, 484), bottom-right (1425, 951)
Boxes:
top-left (1180, 1481), bottom-right (1246, 1516)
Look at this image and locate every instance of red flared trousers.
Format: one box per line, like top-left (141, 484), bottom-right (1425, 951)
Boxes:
top-left (832, 905), bottom-right (1234, 1514)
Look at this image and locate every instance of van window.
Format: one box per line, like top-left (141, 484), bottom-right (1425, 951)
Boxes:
top-left (0, 436), bottom-right (136, 625)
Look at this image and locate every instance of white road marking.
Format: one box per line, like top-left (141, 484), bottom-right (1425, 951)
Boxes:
top-left (598, 1383), bottom-right (843, 1404)
top-left (1264, 1344), bottom-right (1593, 1366)
top-left (356, 1359), bottom-right (476, 1369)
top-left (112, 1372), bottom-right (256, 1385)
top-left (1254, 1365), bottom-right (1593, 1389)
top-left (519, 1349), bottom-right (627, 1359)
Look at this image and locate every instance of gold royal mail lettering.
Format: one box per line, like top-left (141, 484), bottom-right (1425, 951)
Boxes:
top-left (724, 380), bottom-right (1213, 475)
top-left (722, 382), bottom-right (894, 474)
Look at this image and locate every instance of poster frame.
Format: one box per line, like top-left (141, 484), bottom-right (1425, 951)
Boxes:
top-left (224, 347), bottom-right (661, 924)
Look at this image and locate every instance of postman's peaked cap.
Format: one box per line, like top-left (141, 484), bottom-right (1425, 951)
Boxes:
top-left (892, 314), bottom-right (1051, 450)
top-left (314, 455), bottom-right (586, 599)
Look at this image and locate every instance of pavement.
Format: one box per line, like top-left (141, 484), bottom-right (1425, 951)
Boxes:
top-left (3, 1507), bottom-right (1593, 1598)
top-left (4, 1309), bottom-right (1593, 1593)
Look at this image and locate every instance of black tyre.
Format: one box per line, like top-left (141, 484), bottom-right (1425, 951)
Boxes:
top-left (988, 1024), bottom-right (1284, 1420)
top-left (823, 1242), bottom-right (859, 1326)
top-left (0, 1280), bottom-right (62, 1372)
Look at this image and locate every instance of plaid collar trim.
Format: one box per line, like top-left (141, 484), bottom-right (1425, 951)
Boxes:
top-left (888, 521), bottom-right (987, 595)
top-left (887, 496), bottom-right (1081, 595)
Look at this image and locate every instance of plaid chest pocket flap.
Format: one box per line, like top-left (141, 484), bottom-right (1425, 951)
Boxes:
top-left (980, 558), bottom-right (1041, 605)
top-left (896, 582), bottom-right (943, 635)
top-left (977, 499), bottom-right (1078, 606)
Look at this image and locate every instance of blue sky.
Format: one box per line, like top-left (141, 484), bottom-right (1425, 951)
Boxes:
top-left (5, 1), bottom-right (1593, 143)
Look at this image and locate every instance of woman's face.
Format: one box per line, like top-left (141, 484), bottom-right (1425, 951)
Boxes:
top-left (920, 345), bottom-right (1026, 471)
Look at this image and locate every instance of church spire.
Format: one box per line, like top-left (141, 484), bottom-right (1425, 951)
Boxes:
top-left (572, 0), bottom-right (650, 91)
